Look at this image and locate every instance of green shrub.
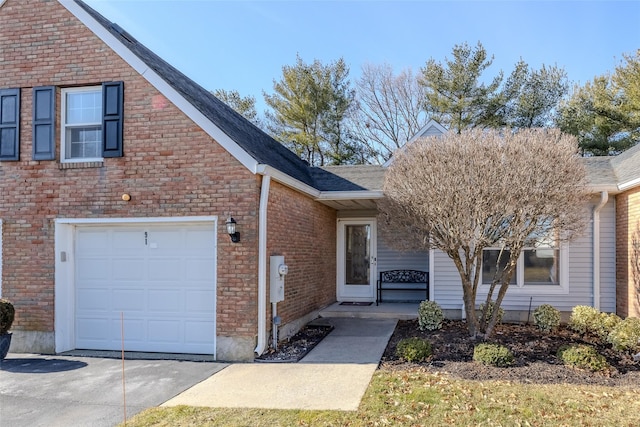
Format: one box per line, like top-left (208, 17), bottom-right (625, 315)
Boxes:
top-left (594, 312), bottom-right (622, 341)
top-left (478, 301), bottom-right (504, 325)
top-left (473, 343), bottom-right (514, 367)
top-left (0, 299), bottom-right (15, 335)
top-left (568, 305), bottom-right (600, 335)
top-left (607, 317), bottom-right (640, 352)
top-left (396, 337), bottom-right (432, 363)
top-left (417, 301), bottom-right (444, 331)
top-left (533, 304), bottom-right (561, 333)
top-left (557, 344), bottom-right (610, 372)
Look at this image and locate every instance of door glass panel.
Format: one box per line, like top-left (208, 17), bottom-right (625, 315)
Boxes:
top-left (345, 224), bottom-right (370, 285)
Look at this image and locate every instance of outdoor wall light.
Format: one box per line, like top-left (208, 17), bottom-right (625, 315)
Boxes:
top-left (226, 217), bottom-right (240, 243)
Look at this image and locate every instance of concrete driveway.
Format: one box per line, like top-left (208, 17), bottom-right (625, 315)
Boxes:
top-left (0, 353), bottom-right (226, 427)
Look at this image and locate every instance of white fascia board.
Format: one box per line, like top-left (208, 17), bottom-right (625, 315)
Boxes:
top-left (316, 190), bottom-right (384, 201)
top-left (257, 165), bottom-right (320, 198)
top-left (618, 176), bottom-right (640, 191)
top-left (59, 1), bottom-right (258, 174)
top-left (588, 184), bottom-right (620, 195)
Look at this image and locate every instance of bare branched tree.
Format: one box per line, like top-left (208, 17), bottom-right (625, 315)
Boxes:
top-left (349, 63), bottom-right (429, 163)
top-left (379, 128), bottom-right (589, 338)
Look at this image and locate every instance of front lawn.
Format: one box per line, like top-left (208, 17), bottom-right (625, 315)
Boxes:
top-left (120, 368), bottom-right (640, 427)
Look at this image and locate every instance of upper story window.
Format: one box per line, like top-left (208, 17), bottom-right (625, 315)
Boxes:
top-left (62, 87), bottom-right (103, 161)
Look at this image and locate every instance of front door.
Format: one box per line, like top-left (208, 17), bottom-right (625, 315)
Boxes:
top-left (337, 219), bottom-right (377, 301)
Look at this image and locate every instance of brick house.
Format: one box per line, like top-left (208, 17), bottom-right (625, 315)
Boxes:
top-left (1, 0), bottom-right (638, 362)
top-left (1, 0), bottom-right (373, 361)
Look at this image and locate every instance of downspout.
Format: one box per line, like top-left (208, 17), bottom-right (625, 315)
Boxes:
top-left (593, 191), bottom-right (608, 310)
top-left (254, 174), bottom-right (271, 356)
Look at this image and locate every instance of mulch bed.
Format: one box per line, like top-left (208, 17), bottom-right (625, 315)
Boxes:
top-left (381, 319), bottom-right (640, 388)
top-left (255, 324), bottom-right (333, 362)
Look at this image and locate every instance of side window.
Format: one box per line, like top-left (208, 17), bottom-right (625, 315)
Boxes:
top-left (61, 82), bottom-right (123, 162)
top-left (0, 88), bottom-right (20, 161)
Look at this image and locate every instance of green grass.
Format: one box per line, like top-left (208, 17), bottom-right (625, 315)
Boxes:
top-left (119, 367), bottom-right (640, 427)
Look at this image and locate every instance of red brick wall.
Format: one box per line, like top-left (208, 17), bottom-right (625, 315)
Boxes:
top-left (0, 0), bottom-right (259, 339)
top-left (266, 181), bottom-right (337, 326)
top-left (616, 186), bottom-right (640, 318)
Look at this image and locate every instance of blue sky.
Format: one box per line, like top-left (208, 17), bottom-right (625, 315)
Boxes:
top-left (84, 1), bottom-right (640, 113)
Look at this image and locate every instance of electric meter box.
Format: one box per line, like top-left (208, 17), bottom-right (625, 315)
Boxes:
top-left (270, 255), bottom-right (287, 303)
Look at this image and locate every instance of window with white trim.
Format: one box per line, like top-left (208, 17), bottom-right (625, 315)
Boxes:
top-left (61, 86), bottom-right (103, 161)
top-left (482, 234), bottom-right (562, 288)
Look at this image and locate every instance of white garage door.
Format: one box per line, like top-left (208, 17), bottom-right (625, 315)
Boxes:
top-left (75, 223), bottom-right (216, 354)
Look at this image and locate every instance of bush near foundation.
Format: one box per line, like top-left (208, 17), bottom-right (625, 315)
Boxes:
top-left (557, 344), bottom-right (610, 372)
top-left (418, 301), bottom-right (444, 331)
top-left (607, 317), bottom-right (640, 353)
top-left (396, 337), bottom-right (433, 363)
top-left (533, 304), bottom-right (561, 333)
top-left (568, 305), bottom-right (600, 335)
top-left (473, 343), bottom-right (514, 367)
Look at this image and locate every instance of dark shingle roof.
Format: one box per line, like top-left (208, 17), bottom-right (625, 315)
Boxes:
top-left (75, 0), bottom-right (316, 188)
top-left (317, 165), bottom-right (385, 191)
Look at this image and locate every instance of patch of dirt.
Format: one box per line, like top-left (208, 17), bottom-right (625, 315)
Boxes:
top-left (381, 319), bottom-right (640, 388)
top-left (254, 324), bottom-right (333, 362)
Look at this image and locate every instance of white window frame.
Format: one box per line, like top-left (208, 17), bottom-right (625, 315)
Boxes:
top-left (61, 86), bottom-right (103, 163)
top-left (480, 244), bottom-right (569, 295)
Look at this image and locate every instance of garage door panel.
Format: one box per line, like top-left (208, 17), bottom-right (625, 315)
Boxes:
top-left (112, 289), bottom-right (146, 311)
top-left (75, 223), bottom-right (216, 354)
top-left (76, 231), bottom-right (109, 252)
top-left (77, 318), bottom-right (111, 342)
top-left (113, 258), bottom-right (146, 280)
top-left (147, 259), bottom-right (182, 281)
top-left (77, 258), bottom-right (110, 280)
top-left (185, 321), bottom-right (215, 343)
top-left (77, 288), bottom-right (111, 311)
top-left (148, 320), bottom-right (180, 343)
top-left (122, 318), bottom-right (146, 342)
top-left (148, 289), bottom-right (182, 311)
top-left (186, 259), bottom-right (215, 281)
top-left (113, 230), bottom-right (146, 250)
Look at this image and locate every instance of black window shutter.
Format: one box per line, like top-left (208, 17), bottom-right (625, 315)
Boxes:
top-left (32, 86), bottom-right (56, 160)
top-left (0, 88), bottom-right (20, 161)
top-left (102, 81), bottom-right (123, 158)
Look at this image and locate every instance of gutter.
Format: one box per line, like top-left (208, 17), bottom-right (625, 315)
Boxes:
top-left (254, 173), bottom-right (271, 356)
top-left (592, 191), bottom-right (608, 310)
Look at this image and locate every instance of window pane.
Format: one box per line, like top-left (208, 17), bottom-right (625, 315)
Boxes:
top-left (66, 126), bottom-right (101, 159)
top-left (345, 224), bottom-right (370, 285)
top-left (66, 91), bottom-right (101, 124)
top-left (524, 249), bottom-right (559, 285)
top-left (482, 250), bottom-right (516, 285)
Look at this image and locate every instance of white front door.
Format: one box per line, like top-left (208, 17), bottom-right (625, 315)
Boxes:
top-left (337, 219), bottom-right (377, 301)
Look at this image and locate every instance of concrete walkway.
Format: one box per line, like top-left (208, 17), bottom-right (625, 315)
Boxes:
top-left (162, 317), bottom-right (397, 411)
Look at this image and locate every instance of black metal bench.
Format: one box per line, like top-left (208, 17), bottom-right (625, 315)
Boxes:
top-left (376, 270), bottom-right (429, 305)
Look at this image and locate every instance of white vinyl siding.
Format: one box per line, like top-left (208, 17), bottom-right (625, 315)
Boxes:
top-left (376, 229), bottom-right (429, 302)
top-left (429, 198), bottom-right (616, 313)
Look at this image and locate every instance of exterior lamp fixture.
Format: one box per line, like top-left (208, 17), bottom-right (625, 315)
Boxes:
top-left (226, 217), bottom-right (240, 243)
